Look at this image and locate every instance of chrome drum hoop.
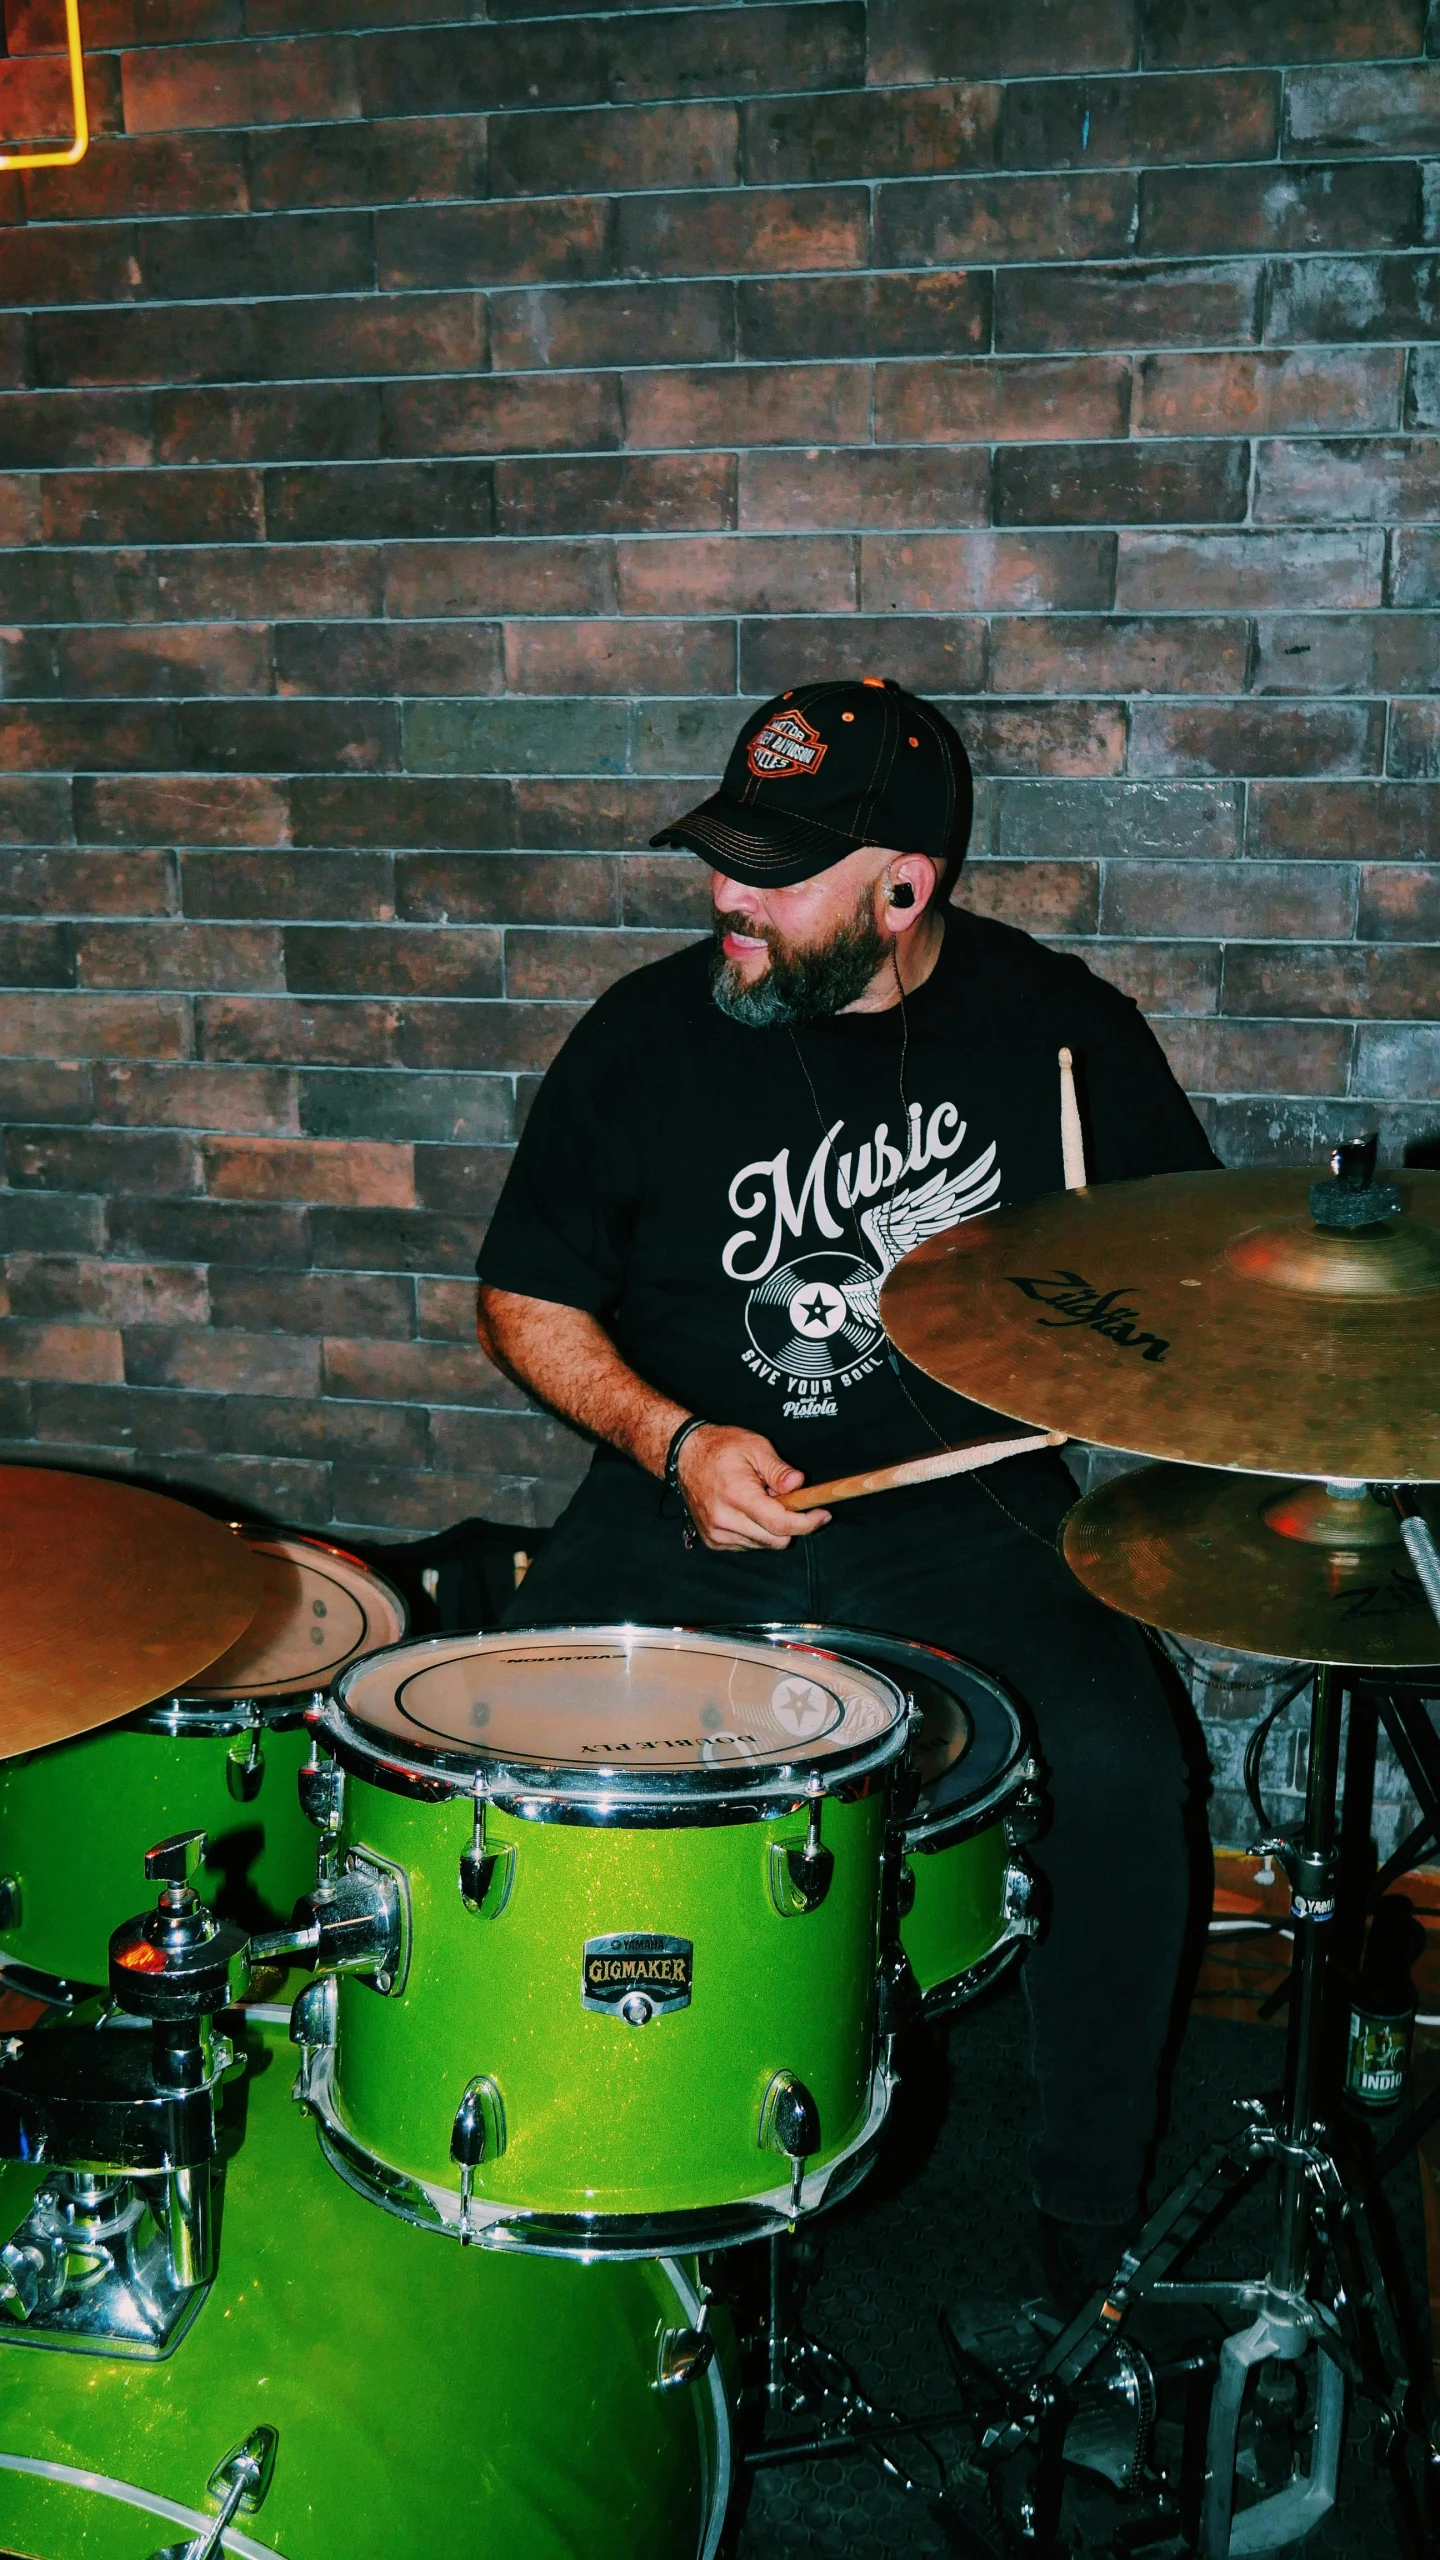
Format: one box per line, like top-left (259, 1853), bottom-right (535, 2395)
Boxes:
top-left (131, 1695), bottom-right (314, 1741)
top-left (917, 1930), bottom-right (1031, 2022)
top-left (903, 1747), bottom-right (1040, 1857)
top-left (302, 2049), bottom-right (895, 2261)
top-left (325, 1624), bottom-right (912, 1826)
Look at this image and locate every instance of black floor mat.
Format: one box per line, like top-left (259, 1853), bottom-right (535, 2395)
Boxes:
top-left (732, 1980), bottom-right (1432, 2558)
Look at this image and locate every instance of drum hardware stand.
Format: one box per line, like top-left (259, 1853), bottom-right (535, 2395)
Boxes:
top-left (925, 1654), bottom-right (1438, 2560)
top-left (1326, 1664), bottom-right (1440, 2182)
top-left (749, 2229), bottom-right (1005, 2559)
top-left (0, 1832), bottom-right (250, 2358)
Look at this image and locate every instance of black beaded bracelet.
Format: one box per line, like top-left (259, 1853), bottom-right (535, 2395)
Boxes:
top-left (663, 1415), bottom-right (707, 1549)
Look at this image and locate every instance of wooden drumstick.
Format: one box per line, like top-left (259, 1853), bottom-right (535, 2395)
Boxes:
top-left (1059, 1045), bottom-right (1088, 1191)
top-left (779, 1428), bottom-right (1068, 1513)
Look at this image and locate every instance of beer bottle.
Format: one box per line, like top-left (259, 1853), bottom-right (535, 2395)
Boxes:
top-left (1345, 1894), bottom-right (1426, 2113)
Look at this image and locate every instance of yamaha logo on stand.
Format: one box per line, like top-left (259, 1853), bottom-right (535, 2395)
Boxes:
top-left (582, 1933), bottom-right (694, 2027)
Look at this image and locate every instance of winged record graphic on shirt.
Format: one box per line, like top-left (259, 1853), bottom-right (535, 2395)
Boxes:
top-left (738, 1133), bottom-right (1002, 1414)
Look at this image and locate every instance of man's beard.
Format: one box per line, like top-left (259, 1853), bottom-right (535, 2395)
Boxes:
top-left (709, 891), bottom-right (889, 1028)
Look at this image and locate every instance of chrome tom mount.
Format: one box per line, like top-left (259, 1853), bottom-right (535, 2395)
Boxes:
top-left (0, 1832), bottom-right (248, 2357)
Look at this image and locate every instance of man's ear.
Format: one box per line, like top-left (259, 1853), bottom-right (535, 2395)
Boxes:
top-left (880, 853), bottom-right (939, 931)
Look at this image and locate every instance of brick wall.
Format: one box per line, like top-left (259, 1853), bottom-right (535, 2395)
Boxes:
top-left (0, 0), bottom-right (1436, 1538)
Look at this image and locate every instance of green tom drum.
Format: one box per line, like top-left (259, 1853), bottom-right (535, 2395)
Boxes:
top-left (726, 1627), bottom-right (1043, 2021)
top-left (0, 2016), bottom-right (731, 2560)
top-left (0, 1534), bottom-right (405, 1998)
top-left (307, 1625), bottom-right (911, 2257)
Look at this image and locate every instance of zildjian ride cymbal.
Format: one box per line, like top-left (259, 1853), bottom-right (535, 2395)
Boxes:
top-left (880, 1164), bottom-right (1440, 1483)
top-left (1063, 1466), bottom-right (1440, 1669)
top-left (0, 1467), bottom-right (263, 1758)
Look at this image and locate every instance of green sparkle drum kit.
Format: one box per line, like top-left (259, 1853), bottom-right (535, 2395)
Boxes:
top-left (4, 1139), bottom-right (1440, 2559)
top-left (0, 1471), bottom-right (1039, 2559)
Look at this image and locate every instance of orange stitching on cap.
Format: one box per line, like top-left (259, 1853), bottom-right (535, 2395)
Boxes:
top-left (861, 676), bottom-right (884, 688)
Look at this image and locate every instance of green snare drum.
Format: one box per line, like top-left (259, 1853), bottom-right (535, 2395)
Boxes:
top-left (731, 1627), bottom-right (1042, 2021)
top-left (303, 1626), bottom-right (910, 2256)
top-left (0, 2016), bottom-right (730, 2560)
top-left (0, 1533), bottom-right (405, 1996)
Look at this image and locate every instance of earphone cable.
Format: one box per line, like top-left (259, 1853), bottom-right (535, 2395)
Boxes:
top-left (790, 919), bottom-right (1065, 1558)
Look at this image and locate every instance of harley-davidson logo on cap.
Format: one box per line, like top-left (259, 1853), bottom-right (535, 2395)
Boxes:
top-left (746, 706), bottom-right (828, 781)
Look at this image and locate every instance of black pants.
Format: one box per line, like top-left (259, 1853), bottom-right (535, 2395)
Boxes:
top-left (504, 1450), bottom-right (1201, 2228)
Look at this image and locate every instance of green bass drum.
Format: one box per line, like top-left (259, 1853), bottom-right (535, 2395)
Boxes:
top-left (0, 1533), bottom-right (405, 1996)
top-left (728, 1627), bottom-right (1043, 2018)
top-left (310, 1626), bottom-right (911, 2255)
top-left (0, 2016), bottom-right (731, 2560)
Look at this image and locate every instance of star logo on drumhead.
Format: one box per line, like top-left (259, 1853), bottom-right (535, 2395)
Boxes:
top-left (770, 1676), bottom-right (831, 1737)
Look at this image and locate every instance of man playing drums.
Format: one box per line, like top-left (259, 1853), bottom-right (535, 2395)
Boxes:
top-left (477, 677), bottom-right (1215, 2311)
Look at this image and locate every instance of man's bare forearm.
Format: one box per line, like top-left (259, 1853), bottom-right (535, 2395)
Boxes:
top-left (478, 1285), bottom-right (687, 1478)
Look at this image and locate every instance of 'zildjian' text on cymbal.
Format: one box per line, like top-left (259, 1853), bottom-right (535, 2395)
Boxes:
top-left (1063, 1465), bottom-right (1440, 1668)
top-left (0, 1468), bottom-right (263, 1759)
top-left (880, 1167), bottom-right (1440, 1483)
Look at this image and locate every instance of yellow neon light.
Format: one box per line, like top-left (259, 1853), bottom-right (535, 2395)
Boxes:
top-left (0, 0), bottom-right (89, 173)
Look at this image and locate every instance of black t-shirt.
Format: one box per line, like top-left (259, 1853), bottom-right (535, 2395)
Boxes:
top-left (478, 911), bottom-right (1218, 1479)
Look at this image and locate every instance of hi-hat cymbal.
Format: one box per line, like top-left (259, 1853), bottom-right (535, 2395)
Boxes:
top-left (1063, 1465), bottom-right (1440, 1668)
top-left (880, 1168), bottom-right (1440, 1482)
top-left (0, 1468), bottom-right (263, 1758)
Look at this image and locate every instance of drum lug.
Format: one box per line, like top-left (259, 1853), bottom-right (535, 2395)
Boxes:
top-left (768, 1789), bottom-right (834, 1917)
top-left (451, 2075), bottom-right (507, 2239)
top-left (148, 2422), bottom-right (278, 2560)
top-left (0, 1876), bottom-right (19, 1930)
top-left (759, 2071), bottom-right (822, 2214)
top-left (459, 1801), bottom-right (516, 1919)
top-left (297, 1743), bottom-right (344, 1838)
top-left (1002, 1859), bottom-right (1041, 1939)
top-left (1004, 1762), bottom-right (1046, 1849)
top-left (656, 2315), bottom-right (714, 2393)
top-left (876, 1949), bottom-right (921, 2039)
top-left (225, 1727), bottom-right (264, 1804)
top-left (289, 1973), bottom-right (338, 2103)
top-left (895, 1855), bottom-right (916, 1919)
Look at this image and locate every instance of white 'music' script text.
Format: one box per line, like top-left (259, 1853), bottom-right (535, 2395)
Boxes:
top-left (723, 1101), bottom-right (973, 1281)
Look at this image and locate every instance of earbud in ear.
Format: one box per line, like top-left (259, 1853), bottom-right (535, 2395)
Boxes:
top-left (887, 880), bottom-right (916, 909)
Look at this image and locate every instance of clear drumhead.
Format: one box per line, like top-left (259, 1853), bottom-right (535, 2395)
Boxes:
top-left (174, 1534), bottom-right (408, 1703)
top-left (331, 1625), bottom-right (907, 1797)
top-left (716, 1624), bottom-right (1030, 1837)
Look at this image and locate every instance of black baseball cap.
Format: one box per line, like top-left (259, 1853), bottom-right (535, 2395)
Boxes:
top-left (650, 678), bottom-right (973, 890)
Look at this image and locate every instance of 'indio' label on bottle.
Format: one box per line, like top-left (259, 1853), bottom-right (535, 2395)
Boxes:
top-left (1346, 2006), bottom-right (1413, 2109)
